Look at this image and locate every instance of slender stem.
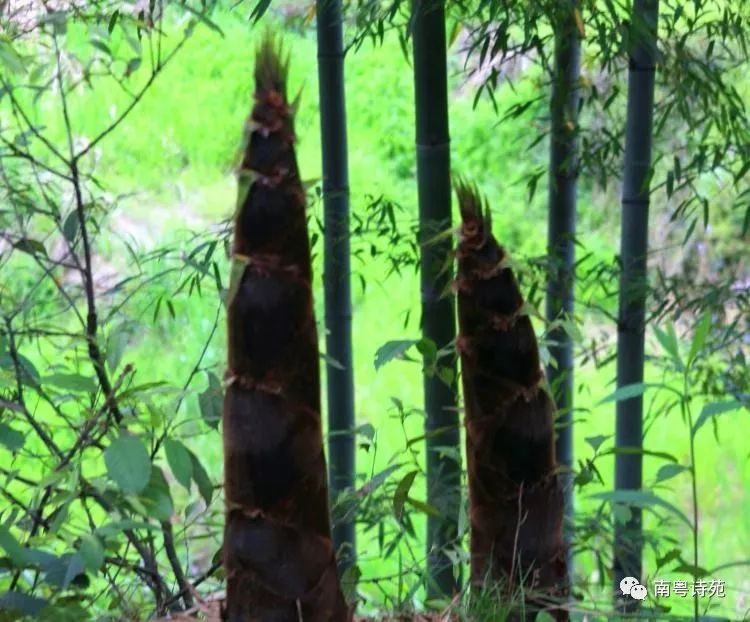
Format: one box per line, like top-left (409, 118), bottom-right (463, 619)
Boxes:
top-left (161, 521), bottom-right (195, 610)
top-left (684, 372), bottom-right (700, 621)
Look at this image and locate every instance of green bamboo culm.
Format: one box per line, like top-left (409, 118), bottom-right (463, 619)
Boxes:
top-left (222, 32), bottom-right (350, 621)
top-left (546, 0), bottom-right (582, 578)
top-left (410, 0), bottom-right (462, 599)
top-left (613, 0), bottom-right (659, 612)
top-left (316, 0), bottom-right (357, 575)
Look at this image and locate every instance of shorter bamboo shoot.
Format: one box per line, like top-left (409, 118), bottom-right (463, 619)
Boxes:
top-left (455, 182), bottom-right (569, 621)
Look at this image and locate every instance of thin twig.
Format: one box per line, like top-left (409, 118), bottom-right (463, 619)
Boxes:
top-left (161, 521), bottom-right (195, 610)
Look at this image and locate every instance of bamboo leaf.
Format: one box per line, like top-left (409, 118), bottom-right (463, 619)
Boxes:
top-left (359, 463), bottom-right (404, 496)
top-left (597, 382), bottom-right (648, 404)
top-left (393, 470), bottom-right (418, 520)
top-left (181, 4), bottom-right (225, 35)
top-left (653, 324), bottom-right (683, 370)
top-left (590, 490), bottom-right (692, 527)
top-left (0, 424), bottom-right (25, 451)
top-left (600, 447), bottom-right (679, 463)
top-left (374, 340), bottom-right (417, 370)
top-left (405, 496), bottom-right (440, 517)
top-left (692, 401), bottom-right (743, 437)
top-left (654, 463), bottom-right (690, 485)
top-left (687, 312), bottom-right (711, 366)
top-left (250, 0), bottom-right (272, 23)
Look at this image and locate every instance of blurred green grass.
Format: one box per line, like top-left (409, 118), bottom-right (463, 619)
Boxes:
top-left (40, 9), bottom-right (750, 615)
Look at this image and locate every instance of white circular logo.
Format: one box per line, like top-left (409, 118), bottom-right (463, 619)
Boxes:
top-left (631, 584), bottom-right (648, 600)
top-left (620, 576), bottom-right (639, 595)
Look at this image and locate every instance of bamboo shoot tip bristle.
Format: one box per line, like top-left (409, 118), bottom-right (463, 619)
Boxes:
top-left (454, 178), bottom-right (492, 236)
top-left (254, 28), bottom-right (290, 97)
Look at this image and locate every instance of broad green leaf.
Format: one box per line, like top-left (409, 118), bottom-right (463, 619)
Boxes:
top-left (654, 463), bottom-right (690, 485)
top-left (0, 592), bottom-right (48, 617)
top-left (38, 601), bottom-right (89, 621)
top-left (198, 371), bottom-right (222, 429)
top-left (436, 365), bottom-right (454, 386)
top-left (164, 437), bottom-right (193, 490)
top-left (415, 337), bottom-right (438, 364)
top-left (43, 373), bottom-right (97, 393)
top-left (0, 525), bottom-right (28, 566)
top-left (104, 435), bottom-right (151, 495)
top-left (43, 553), bottom-right (85, 589)
top-left (584, 434), bottom-right (611, 453)
top-left (137, 466), bottom-right (173, 521)
top-left (687, 312), bottom-right (711, 366)
top-left (62, 211), bottom-right (79, 244)
top-left (590, 490), bottom-right (692, 527)
top-left (0, 424), bottom-right (25, 451)
top-left (189, 450), bottom-right (213, 505)
top-left (374, 340), bottom-right (417, 370)
top-left (0, 352), bottom-right (40, 385)
top-left (393, 470), bottom-right (418, 520)
top-left (692, 400), bottom-right (743, 436)
top-left (78, 534), bottom-right (104, 573)
top-left (24, 549), bottom-right (56, 570)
